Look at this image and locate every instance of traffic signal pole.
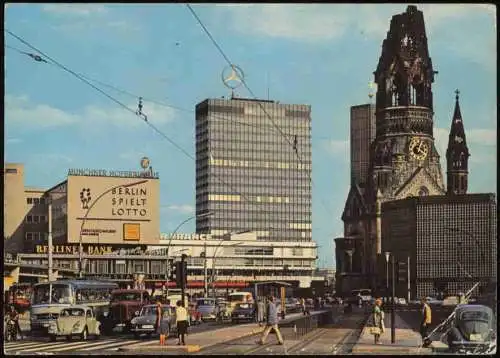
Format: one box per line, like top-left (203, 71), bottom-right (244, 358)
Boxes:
top-left (181, 254), bottom-right (187, 307)
top-left (391, 255), bottom-right (396, 344)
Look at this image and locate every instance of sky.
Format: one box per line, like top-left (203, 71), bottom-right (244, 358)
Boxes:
top-left (4, 4), bottom-right (497, 269)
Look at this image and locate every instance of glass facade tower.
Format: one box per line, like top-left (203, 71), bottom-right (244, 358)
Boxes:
top-left (195, 97), bottom-right (312, 242)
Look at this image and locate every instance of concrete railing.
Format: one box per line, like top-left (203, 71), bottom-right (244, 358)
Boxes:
top-left (280, 307), bottom-right (342, 338)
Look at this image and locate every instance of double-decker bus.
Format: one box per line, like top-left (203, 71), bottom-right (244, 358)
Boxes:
top-left (30, 279), bottom-right (117, 336)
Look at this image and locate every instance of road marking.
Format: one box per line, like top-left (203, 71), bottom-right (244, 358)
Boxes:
top-left (49, 339), bottom-right (121, 352)
top-left (4, 341), bottom-right (46, 349)
top-left (79, 339), bottom-right (142, 351)
top-left (9, 341), bottom-right (74, 352)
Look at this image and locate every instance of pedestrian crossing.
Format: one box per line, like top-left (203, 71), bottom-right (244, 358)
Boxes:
top-left (4, 338), bottom-right (143, 354)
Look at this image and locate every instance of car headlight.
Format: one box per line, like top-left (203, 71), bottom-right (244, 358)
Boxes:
top-left (131, 318), bottom-right (136, 324)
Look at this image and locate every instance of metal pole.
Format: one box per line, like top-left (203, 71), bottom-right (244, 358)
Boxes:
top-left (165, 250), bottom-right (170, 297)
top-left (204, 240), bottom-right (208, 298)
top-left (48, 198), bottom-right (54, 282)
top-left (386, 260), bottom-right (389, 295)
top-left (407, 256), bottom-right (411, 303)
top-left (391, 255), bottom-right (396, 344)
top-left (181, 254), bottom-right (186, 307)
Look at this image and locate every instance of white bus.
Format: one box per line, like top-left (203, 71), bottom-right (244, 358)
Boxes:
top-left (30, 279), bottom-right (117, 336)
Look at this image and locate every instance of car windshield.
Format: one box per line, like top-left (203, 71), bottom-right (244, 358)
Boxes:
top-left (112, 292), bottom-right (142, 301)
top-left (140, 306), bottom-right (157, 316)
top-left (33, 284), bottom-right (72, 305)
top-left (228, 294), bottom-right (247, 302)
top-left (460, 310), bottom-right (490, 322)
top-left (197, 299), bottom-right (215, 306)
top-left (61, 308), bottom-right (85, 317)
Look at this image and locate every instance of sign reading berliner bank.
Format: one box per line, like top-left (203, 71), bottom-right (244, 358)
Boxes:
top-left (66, 171), bottom-right (159, 245)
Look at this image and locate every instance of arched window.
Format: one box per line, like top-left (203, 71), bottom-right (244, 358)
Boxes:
top-left (418, 186), bottom-right (429, 196)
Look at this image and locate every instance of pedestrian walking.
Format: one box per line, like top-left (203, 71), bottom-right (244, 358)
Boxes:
top-left (420, 297), bottom-right (432, 347)
top-left (369, 298), bottom-right (385, 344)
top-left (155, 301), bottom-right (163, 344)
top-left (175, 300), bottom-right (188, 346)
top-left (7, 305), bottom-right (22, 341)
top-left (257, 298), bottom-right (265, 326)
top-left (159, 305), bottom-right (171, 345)
top-left (258, 296), bottom-right (284, 345)
top-left (300, 298), bottom-right (306, 315)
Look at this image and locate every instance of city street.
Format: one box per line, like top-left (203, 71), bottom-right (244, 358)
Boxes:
top-left (4, 321), bottom-right (221, 355)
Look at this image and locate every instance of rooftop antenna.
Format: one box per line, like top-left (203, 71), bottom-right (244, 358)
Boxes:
top-left (267, 72), bottom-right (270, 101)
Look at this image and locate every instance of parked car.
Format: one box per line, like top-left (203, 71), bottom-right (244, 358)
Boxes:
top-left (285, 298), bottom-right (301, 313)
top-left (48, 306), bottom-right (100, 341)
top-left (130, 304), bottom-right (175, 339)
top-left (446, 304), bottom-right (496, 354)
top-left (231, 303), bottom-right (256, 323)
top-left (107, 289), bottom-right (151, 333)
top-left (188, 303), bottom-right (202, 326)
top-left (196, 298), bottom-right (217, 321)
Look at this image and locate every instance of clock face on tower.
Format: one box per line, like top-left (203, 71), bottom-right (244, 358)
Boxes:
top-left (409, 137), bottom-right (429, 160)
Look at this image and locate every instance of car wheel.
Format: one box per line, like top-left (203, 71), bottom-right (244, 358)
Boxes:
top-left (66, 335), bottom-right (72, 341)
top-left (81, 327), bottom-right (88, 341)
top-left (134, 332), bottom-right (141, 339)
top-left (49, 335), bottom-right (57, 342)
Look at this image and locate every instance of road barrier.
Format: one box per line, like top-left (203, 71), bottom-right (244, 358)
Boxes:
top-left (280, 307), bottom-right (342, 339)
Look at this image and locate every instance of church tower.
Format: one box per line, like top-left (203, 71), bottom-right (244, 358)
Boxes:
top-left (369, 5), bottom-right (445, 202)
top-left (446, 90), bottom-right (470, 195)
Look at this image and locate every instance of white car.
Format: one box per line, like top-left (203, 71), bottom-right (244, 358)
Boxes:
top-left (48, 306), bottom-right (100, 341)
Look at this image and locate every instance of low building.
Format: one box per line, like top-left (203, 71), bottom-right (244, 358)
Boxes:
top-left (15, 231), bottom-right (320, 295)
top-left (380, 194), bottom-right (497, 300)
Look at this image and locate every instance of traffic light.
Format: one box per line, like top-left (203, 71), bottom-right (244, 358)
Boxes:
top-left (397, 261), bottom-right (408, 283)
top-left (175, 261), bottom-right (187, 288)
top-left (168, 259), bottom-right (175, 281)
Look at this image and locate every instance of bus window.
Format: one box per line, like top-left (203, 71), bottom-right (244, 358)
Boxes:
top-left (32, 284), bottom-right (71, 304)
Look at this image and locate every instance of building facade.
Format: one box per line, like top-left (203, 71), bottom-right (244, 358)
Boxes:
top-left (195, 97), bottom-right (312, 242)
top-left (339, 5), bottom-right (448, 291)
top-left (15, 232), bottom-right (320, 294)
top-left (380, 194), bottom-right (497, 299)
top-left (3, 163), bottom-right (160, 255)
top-left (350, 104), bottom-right (376, 186)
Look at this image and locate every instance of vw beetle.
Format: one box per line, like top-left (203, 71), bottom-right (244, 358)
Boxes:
top-left (48, 305), bottom-right (100, 341)
top-left (445, 304), bottom-right (496, 354)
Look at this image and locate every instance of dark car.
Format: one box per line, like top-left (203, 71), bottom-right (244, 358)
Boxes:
top-left (231, 303), bottom-right (255, 323)
top-left (106, 289), bottom-right (150, 333)
top-left (446, 304), bottom-right (496, 354)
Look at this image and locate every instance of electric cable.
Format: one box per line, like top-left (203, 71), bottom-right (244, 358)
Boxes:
top-left (185, 4), bottom-right (336, 220)
top-left (4, 29), bottom-right (256, 206)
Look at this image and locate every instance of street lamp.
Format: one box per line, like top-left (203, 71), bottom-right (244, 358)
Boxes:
top-left (78, 179), bottom-right (148, 278)
top-left (164, 212), bottom-right (212, 296)
top-left (210, 241), bottom-right (244, 299)
top-left (385, 251), bottom-right (390, 296)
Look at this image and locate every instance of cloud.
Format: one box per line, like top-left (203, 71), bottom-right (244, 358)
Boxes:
top-left (6, 94), bottom-right (79, 128)
top-left (434, 127), bottom-right (496, 165)
top-left (5, 94), bottom-right (176, 130)
top-left (164, 204), bottom-right (195, 214)
top-left (218, 4), bottom-right (495, 70)
top-left (6, 138), bottom-right (23, 145)
top-left (323, 139), bottom-right (350, 157)
top-left (42, 4), bottom-right (108, 16)
top-left (466, 129), bottom-right (496, 146)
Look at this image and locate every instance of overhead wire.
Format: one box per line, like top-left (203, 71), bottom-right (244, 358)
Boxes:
top-left (4, 29), bottom-right (256, 206)
top-left (185, 4), bottom-right (336, 219)
top-left (6, 42), bottom-right (335, 141)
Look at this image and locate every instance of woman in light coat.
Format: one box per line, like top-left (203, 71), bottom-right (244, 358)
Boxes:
top-left (372, 298), bottom-right (385, 344)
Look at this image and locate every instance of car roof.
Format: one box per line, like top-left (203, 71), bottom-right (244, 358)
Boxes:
top-left (61, 305), bottom-right (90, 310)
top-left (456, 304), bottom-right (493, 312)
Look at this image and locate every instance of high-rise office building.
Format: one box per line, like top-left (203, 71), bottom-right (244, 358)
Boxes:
top-left (350, 104), bottom-right (376, 186)
top-left (195, 97), bottom-right (312, 242)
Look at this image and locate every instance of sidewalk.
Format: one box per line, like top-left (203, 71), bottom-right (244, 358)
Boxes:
top-left (352, 312), bottom-right (433, 354)
top-left (120, 311), bottom-right (311, 352)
